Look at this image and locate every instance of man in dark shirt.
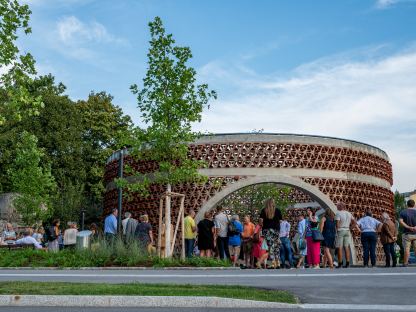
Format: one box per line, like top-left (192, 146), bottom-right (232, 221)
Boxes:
top-left (399, 199), bottom-right (416, 266)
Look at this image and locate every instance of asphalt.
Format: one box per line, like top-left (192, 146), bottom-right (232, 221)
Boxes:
top-left (0, 267), bottom-right (414, 306)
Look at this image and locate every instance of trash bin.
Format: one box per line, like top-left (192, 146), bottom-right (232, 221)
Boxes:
top-left (76, 230), bottom-right (92, 250)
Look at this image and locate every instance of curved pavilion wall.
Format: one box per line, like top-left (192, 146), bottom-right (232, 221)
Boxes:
top-left (104, 133), bottom-right (394, 264)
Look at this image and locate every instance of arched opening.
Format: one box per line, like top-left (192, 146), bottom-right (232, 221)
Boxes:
top-left (196, 175), bottom-right (337, 222)
top-left (195, 174), bottom-right (356, 264)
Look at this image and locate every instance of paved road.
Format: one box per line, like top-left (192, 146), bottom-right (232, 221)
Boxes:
top-left (0, 267), bottom-right (415, 306)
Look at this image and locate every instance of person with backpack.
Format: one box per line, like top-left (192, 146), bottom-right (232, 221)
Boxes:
top-left (214, 206), bottom-right (231, 260)
top-left (47, 219), bottom-right (60, 252)
top-left (305, 208), bottom-right (322, 269)
top-left (228, 215), bottom-right (243, 266)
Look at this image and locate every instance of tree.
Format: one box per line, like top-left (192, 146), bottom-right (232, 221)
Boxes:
top-left (219, 184), bottom-right (295, 221)
top-left (122, 17), bottom-right (216, 256)
top-left (394, 190), bottom-right (406, 216)
top-left (76, 91), bottom-right (133, 200)
top-left (7, 131), bottom-right (56, 225)
top-left (0, 0), bottom-right (43, 126)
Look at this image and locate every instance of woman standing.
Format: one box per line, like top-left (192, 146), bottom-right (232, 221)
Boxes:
top-left (320, 208), bottom-right (336, 269)
top-left (380, 212), bottom-right (397, 267)
top-left (134, 214), bottom-right (154, 254)
top-left (305, 208), bottom-right (321, 269)
top-left (357, 210), bottom-right (382, 267)
top-left (197, 212), bottom-right (215, 258)
top-left (259, 198), bottom-right (282, 268)
top-left (48, 219), bottom-right (60, 252)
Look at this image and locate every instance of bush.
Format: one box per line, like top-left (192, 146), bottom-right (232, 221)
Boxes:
top-left (0, 238), bottom-right (230, 268)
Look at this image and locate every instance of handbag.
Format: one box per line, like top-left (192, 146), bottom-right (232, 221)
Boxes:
top-left (311, 229), bottom-right (324, 242)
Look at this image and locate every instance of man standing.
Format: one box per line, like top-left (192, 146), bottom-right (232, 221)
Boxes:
top-left (125, 214), bottom-right (139, 242)
top-left (214, 206), bottom-right (230, 260)
top-left (280, 217), bottom-right (294, 269)
top-left (122, 212), bottom-right (131, 236)
top-left (335, 202), bottom-right (357, 268)
top-left (399, 199), bottom-right (416, 267)
top-left (104, 208), bottom-right (118, 243)
top-left (184, 210), bottom-right (197, 258)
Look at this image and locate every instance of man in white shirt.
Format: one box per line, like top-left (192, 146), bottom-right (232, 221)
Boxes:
top-left (335, 202), bottom-right (357, 268)
top-left (214, 206), bottom-right (230, 260)
top-left (122, 212), bottom-right (131, 236)
top-left (15, 229), bottom-right (43, 249)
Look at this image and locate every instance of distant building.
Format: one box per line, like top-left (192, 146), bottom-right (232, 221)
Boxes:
top-left (402, 190), bottom-right (416, 203)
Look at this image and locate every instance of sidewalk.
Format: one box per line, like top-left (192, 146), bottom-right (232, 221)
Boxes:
top-left (0, 295), bottom-right (297, 309)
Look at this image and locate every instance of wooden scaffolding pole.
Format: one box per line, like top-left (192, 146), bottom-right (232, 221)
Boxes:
top-left (157, 197), bottom-right (164, 257)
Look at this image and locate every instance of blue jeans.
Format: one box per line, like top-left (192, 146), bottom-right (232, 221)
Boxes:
top-left (185, 239), bottom-right (195, 258)
top-left (280, 237), bottom-right (294, 267)
top-left (361, 232), bottom-right (377, 266)
top-left (383, 242), bottom-right (396, 267)
top-left (217, 236), bottom-right (230, 260)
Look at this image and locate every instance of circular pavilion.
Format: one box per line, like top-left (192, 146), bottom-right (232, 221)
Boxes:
top-left (104, 133), bottom-right (394, 263)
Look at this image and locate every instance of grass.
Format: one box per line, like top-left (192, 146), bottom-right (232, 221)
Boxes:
top-left (0, 281), bottom-right (297, 303)
top-left (0, 238), bottom-right (230, 268)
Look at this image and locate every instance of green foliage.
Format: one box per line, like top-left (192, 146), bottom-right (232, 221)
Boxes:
top-left (0, 74), bottom-right (133, 225)
top-left (0, 237), bottom-right (230, 268)
top-left (394, 190), bottom-right (406, 216)
top-left (7, 131), bottom-right (56, 224)
top-left (219, 184), bottom-right (295, 221)
top-left (124, 16), bottom-right (216, 195)
top-left (0, 0), bottom-right (43, 126)
top-left (75, 91), bottom-right (133, 200)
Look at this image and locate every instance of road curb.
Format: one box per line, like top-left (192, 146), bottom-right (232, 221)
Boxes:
top-left (0, 295), bottom-right (299, 308)
top-left (0, 266), bottom-right (238, 270)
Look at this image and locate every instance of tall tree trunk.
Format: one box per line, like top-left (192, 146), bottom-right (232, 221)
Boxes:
top-left (164, 183), bottom-right (172, 257)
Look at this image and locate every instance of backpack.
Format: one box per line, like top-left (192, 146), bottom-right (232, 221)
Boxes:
top-left (227, 221), bottom-right (238, 236)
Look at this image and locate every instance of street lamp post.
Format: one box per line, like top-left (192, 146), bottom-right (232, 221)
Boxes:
top-left (117, 149), bottom-right (124, 234)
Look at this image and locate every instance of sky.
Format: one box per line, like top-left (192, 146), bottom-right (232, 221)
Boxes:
top-left (20, 0), bottom-right (416, 192)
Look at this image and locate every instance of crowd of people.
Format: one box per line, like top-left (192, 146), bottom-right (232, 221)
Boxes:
top-left (0, 219), bottom-right (87, 251)
top-left (2, 198), bottom-right (416, 269)
top-left (183, 199), bottom-right (416, 268)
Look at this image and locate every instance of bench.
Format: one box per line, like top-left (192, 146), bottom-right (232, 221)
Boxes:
top-left (0, 244), bottom-right (35, 251)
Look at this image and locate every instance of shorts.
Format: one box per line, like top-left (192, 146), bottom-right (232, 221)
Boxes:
top-left (402, 234), bottom-right (416, 251)
top-left (336, 229), bottom-right (351, 248)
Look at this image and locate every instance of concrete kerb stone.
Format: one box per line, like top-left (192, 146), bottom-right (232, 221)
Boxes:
top-left (0, 266), bottom-right (239, 270)
top-left (0, 295), bottom-right (300, 309)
